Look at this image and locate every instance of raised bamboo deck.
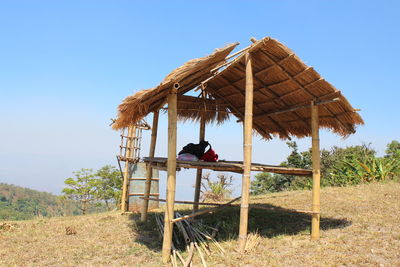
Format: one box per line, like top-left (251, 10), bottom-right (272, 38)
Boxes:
top-left (143, 157), bottom-right (312, 176)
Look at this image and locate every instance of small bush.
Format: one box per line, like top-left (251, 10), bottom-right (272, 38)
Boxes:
top-left (201, 173), bottom-right (233, 202)
top-left (251, 140), bottom-right (400, 194)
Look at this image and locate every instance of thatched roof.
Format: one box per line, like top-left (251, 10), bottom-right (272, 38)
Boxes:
top-left (113, 37), bottom-right (363, 139)
top-left (174, 95), bottom-right (230, 125)
top-left (112, 43), bottom-right (238, 129)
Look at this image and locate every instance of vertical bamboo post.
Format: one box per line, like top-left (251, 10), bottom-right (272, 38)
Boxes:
top-left (193, 94), bottom-right (206, 212)
top-left (238, 52), bottom-right (253, 252)
top-left (140, 111), bottom-right (159, 222)
top-left (311, 101), bottom-right (321, 240)
top-left (121, 125), bottom-right (135, 212)
top-left (162, 83), bottom-right (179, 264)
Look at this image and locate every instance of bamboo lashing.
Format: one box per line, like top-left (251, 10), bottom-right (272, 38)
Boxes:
top-left (162, 84), bottom-right (179, 264)
top-left (141, 111), bottom-right (159, 222)
top-left (238, 52), bottom-right (254, 252)
top-left (311, 101), bottom-right (321, 240)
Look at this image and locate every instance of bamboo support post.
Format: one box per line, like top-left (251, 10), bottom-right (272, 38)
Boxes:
top-left (193, 93), bottom-right (206, 212)
top-left (238, 52), bottom-right (254, 252)
top-left (141, 111), bottom-right (159, 222)
top-left (311, 101), bottom-right (321, 240)
top-left (121, 125), bottom-right (135, 212)
top-left (162, 83), bottom-right (179, 264)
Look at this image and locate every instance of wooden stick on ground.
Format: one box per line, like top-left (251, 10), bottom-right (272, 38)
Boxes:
top-left (194, 242), bottom-right (208, 267)
top-left (183, 242), bottom-right (195, 267)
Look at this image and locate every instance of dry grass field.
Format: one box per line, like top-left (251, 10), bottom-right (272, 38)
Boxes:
top-left (1, 181), bottom-right (399, 267)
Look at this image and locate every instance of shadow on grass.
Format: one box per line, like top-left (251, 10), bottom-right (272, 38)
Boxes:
top-left (129, 204), bottom-right (351, 252)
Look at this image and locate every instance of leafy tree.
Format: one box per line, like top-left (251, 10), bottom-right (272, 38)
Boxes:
top-left (385, 140), bottom-right (400, 177)
top-left (95, 165), bottom-right (122, 210)
top-left (250, 141), bottom-right (400, 195)
top-left (62, 169), bottom-right (99, 214)
top-left (251, 172), bottom-right (288, 194)
top-left (385, 140), bottom-right (400, 158)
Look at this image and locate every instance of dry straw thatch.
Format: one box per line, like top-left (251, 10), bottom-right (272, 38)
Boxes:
top-left (173, 95), bottom-right (231, 125)
top-left (113, 37), bottom-right (363, 139)
top-left (112, 43), bottom-right (238, 129)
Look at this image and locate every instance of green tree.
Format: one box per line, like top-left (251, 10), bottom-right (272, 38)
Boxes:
top-left (95, 165), bottom-right (122, 210)
top-left (251, 172), bottom-right (285, 194)
top-left (385, 140), bottom-right (400, 177)
top-left (62, 169), bottom-right (99, 215)
top-left (385, 140), bottom-right (400, 158)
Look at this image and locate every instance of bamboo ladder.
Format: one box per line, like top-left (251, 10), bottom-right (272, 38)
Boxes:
top-left (119, 121), bottom-right (149, 212)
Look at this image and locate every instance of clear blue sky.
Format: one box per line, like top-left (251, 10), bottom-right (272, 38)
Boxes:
top-left (1, 1), bottom-right (399, 199)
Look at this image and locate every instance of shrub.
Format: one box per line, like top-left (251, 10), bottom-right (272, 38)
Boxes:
top-left (201, 173), bottom-right (233, 202)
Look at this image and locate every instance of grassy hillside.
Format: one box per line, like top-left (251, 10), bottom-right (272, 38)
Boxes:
top-left (1, 181), bottom-right (399, 266)
top-left (0, 183), bottom-right (105, 220)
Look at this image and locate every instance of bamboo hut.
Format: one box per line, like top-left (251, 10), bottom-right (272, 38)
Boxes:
top-left (112, 36), bottom-right (363, 263)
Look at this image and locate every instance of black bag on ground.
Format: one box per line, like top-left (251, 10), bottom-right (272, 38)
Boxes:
top-left (178, 140), bottom-right (210, 159)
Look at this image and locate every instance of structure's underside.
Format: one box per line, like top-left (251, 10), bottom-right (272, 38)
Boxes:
top-left (113, 36), bottom-right (364, 264)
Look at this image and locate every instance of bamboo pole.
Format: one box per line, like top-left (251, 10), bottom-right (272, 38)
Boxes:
top-left (141, 111), bottom-right (160, 222)
top-left (193, 94), bottom-right (206, 212)
top-left (237, 97), bottom-right (340, 122)
top-left (162, 84), bottom-right (179, 264)
top-left (121, 125), bottom-right (135, 212)
top-left (172, 197), bottom-right (241, 223)
top-left (311, 101), bottom-right (321, 240)
top-left (238, 52), bottom-right (254, 252)
top-left (141, 197), bottom-right (235, 207)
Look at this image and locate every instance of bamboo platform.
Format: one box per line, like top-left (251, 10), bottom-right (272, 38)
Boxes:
top-left (143, 157), bottom-right (312, 176)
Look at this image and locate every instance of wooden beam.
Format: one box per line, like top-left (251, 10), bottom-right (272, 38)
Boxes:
top-left (144, 157), bottom-right (313, 176)
top-left (247, 97), bottom-right (340, 121)
top-left (206, 63), bottom-right (276, 95)
top-left (140, 111), bottom-right (159, 222)
top-left (311, 101), bottom-right (321, 240)
top-left (141, 197), bottom-right (237, 207)
top-left (162, 84), bottom-right (179, 264)
top-left (121, 125), bottom-right (135, 212)
top-left (172, 197), bottom-right (241, 223)
top-left (293, 66), bottom-right (313, 79)
top-left (238, 52), bottom-right (253, 252)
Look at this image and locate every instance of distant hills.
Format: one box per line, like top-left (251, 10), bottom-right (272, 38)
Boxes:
top-left (0, 183), bottom-right (104, 220)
